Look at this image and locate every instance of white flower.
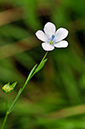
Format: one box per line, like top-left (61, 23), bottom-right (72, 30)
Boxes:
top-left (35, 22), bottom-right (69, 51)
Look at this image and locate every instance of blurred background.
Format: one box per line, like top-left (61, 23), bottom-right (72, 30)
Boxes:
top-left (0, 0), bottom-right (85, 129)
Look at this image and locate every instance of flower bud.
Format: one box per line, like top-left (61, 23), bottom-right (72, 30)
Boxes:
top-left (2, 82), bottom-right (17, 93)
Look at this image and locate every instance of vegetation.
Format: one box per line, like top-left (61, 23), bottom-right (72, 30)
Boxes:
top-left (0, 0), bottom-right (85, 128)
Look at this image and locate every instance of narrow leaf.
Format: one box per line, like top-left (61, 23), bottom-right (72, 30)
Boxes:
top-left (34, 59), bottom-right (47, 74)
top-left (7, 64), bottom-right (37, 114)
top-left (23, 64), bottom-right (38, 89)
top-left (11, 82), bottom-right (17, 88)
top-left (7, 88), bottom-right (22, 114)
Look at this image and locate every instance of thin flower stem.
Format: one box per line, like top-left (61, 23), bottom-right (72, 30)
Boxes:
top-left (22, 52), bottom-right (48, 90)
top-left (1, 112), bottom-right (8, 129)
top-left (1, 93), bottom-right (8, 129)
top-left (6, 93), bottom-right (8, 112)
top-left (32, 51), bottom-right (48, 77)
top-left (1, 94), bottom-right (8, 129)
top-left (1, 51), bottom-right (48, 129)
top-left (41, 51), bottom-right (48, 62)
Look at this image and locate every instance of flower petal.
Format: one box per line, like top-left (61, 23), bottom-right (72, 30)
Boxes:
top-left (54, 40), bottom-right (68, 48)
top-left (55, 28), bottom-right (68, 42)
top-left (35, 30), bottom-right (47, 41)
top-left (44, 22), bottom-right (56, 37)
top-left (42, 43), bottom-right (54, 51)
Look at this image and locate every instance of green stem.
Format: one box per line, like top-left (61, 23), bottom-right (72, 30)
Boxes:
top-left (1, 93), bottom-right (8, 129)
top-left (1, 51), bottom-right (48, 129)
top-left (6, 93), bottom-right (8, 112)
top-left (32, 51), bottom-right (48, 76)
top-left (22, 52), bottom-right (48, 92)
top-left (41, 51), bottom-right (48, 62)
top-left (1, 112), bottom-right (8, 129)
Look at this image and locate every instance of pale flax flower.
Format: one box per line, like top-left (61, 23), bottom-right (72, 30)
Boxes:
top-left (35, 22), bottom-right (69, 51)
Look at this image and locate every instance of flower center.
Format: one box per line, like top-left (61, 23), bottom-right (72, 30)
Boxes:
top-left (49, 40), bottom-right (54, 45)
top-left (49, 35), bottom-right (55, 45)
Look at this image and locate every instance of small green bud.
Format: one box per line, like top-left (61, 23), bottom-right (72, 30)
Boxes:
top-left (2, 82), bottom-right (17, 93)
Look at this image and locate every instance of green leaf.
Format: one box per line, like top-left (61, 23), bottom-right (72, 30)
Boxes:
top-left (34, 59), bottom-right (47, 74)
top-left (7, 88), bottom-right (22, 114)
top-left (23, 64), bottom-right (38, 87)
top-left (11, 82), bottom-right (17, 88)
top-left (7, 64), bottom-right (37, 114)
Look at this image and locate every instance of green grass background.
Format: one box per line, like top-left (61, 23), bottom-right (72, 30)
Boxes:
top-left (0, 0), bottom-right (85, 129)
